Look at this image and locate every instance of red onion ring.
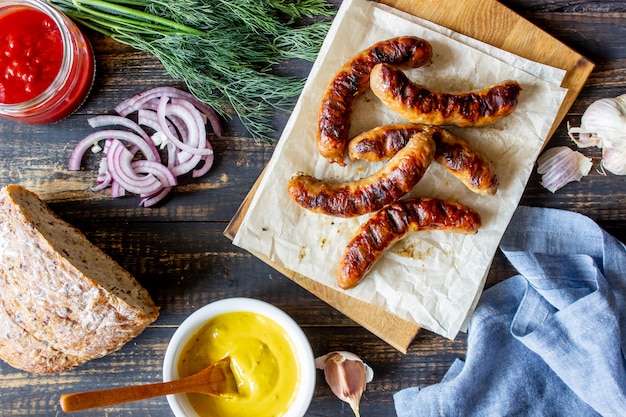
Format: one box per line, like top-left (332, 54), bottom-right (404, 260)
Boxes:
top-left (91, 169), bottom-right (112, 192)
top-left (68, 130), bottom-right (160, 170)
top-left (69, 87), bottom-right (220, 206)
top-left (115, 86), bottom-right (223, 136)
top-left (137, 106), bottom-right (213, 176)
top-left (132, 160), bottom-right (178, 188)
top-left (139, 187), bottom-right (172, 208)
top-left (87, 115), bottom-right (152, 143)
top-left (157, 96), bottom-right (212, 156)
top-left (106, 140), bottom-right (163, 195)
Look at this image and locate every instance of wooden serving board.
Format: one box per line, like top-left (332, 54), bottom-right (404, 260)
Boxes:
top-left (224, 0), bottom-right (594, 353)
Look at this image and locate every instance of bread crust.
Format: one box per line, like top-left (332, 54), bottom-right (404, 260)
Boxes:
top-left (0, 185), bottom-right (159, 374)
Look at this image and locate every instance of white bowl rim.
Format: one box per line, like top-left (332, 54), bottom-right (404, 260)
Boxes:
top-left (163, 297), bottom-right (316, 417)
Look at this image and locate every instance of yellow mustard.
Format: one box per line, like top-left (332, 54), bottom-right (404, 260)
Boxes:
top-left (178, 311), bottom-right (300, 417)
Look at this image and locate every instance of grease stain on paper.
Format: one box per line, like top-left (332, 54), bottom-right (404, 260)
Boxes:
top-left (394, 243), bottom-right (435, 261)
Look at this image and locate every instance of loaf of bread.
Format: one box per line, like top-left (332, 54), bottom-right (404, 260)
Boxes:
top-left (0, 184), bottom-right (159, 374)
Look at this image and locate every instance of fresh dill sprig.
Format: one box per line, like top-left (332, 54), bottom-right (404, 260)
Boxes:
top-left (47, 0), bottom-right (335, 141)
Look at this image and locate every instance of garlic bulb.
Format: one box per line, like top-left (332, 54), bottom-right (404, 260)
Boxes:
top-left (567, 94), bottom-right (626, 175)
top-left (315, 351), bottom-right (374, 417)
top-left (537, 146), bottom-right (592, 193)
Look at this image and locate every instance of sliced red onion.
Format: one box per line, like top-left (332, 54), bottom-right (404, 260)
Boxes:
top-left (106, 140), bottom-right (164, 195)
top-left (138, 106), bottom-right (206, 173)
top-left (91, 169), bottom-right (112, 192)
top-left (87, 115), bottom-right (152, 143)
top-left (166, 142), bottom-right (177, 170)
top-left (70, 86), bottom-right (219, 207)
top-left (68, 130), bottom-right (160, 170)
top-left (139, 187), bottom-right (172, 208)
top-left (192, 154), bottom-right (215, 178)
top-left (131, 160), bottom-right (178, 188)
top-left (157, 96), bottom-right (212, 156)
top-left (115, 86), bottom-right (223, 136)
top-left (110, 181), bottom-right (126, 198)
top-left (171, 155), bottom-right (202, 177)
top-left (172, 98), bottom-right (206, 131)
top-left (537, 146), bottom-right (593, 193)
top-left (138, 110), bottom-right (171, 135)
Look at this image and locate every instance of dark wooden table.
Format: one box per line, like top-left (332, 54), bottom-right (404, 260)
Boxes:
top-left (1, 1), bottom-right (624, 416)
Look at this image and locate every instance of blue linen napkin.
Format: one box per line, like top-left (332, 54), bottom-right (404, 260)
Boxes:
top-left (394, 206), bottom-right (626, 417)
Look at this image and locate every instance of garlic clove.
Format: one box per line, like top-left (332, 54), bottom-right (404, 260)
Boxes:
top-left (537, 146), bottom-right (592, 193)
top-left (315, 351), bottom-right (373, 417)
top-left (602, 146), bottom-right (626, 175)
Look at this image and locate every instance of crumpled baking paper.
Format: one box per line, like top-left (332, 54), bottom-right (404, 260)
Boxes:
top-left (233, 0), bottom-right (568, 339)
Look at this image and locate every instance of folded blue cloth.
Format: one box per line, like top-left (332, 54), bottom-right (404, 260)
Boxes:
top-left (394, 206), bottom-right (626, 417)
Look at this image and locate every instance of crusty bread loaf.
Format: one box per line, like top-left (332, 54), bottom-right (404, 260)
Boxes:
top-left (0, 184), bottom-right (159, 374)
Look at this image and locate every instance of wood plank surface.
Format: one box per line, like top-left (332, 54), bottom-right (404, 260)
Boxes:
top-left (0, 1), bottom-right (624, 416)
top-left (381, 0), bottom-right (594, 139)
top-left (224, 0), bottom-right (594, 353)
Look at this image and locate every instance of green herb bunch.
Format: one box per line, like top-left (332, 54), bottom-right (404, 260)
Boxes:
top-left (47, 0), bottom-right (336, 141)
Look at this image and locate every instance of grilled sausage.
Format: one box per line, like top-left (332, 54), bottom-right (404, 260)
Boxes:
top-left (348, 123), bottom-right (499, 195)
top-left (369, 63), bottom-right (521, 127)
top-left (317, 37), bottom-right (432, 165)
top-left (288, 132), bottom-right (436, 217)
top-left (338, 198), bottom-right (481, 289)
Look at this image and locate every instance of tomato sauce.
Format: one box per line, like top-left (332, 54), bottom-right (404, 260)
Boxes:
top-left (0, 8), bottom-right (64, 104)
top-left (0, 1), bottom-right (95, 124)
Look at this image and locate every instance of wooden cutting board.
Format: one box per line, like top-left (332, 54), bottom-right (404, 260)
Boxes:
top-left (224, 0), bottom-right (594, 353)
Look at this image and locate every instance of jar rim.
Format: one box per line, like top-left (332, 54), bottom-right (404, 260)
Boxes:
top-left (0, 0), bottom-right (75, 112)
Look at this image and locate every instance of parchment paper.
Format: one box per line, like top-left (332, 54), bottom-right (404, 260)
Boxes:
top-left (233, 0), bottom-right (568, 339)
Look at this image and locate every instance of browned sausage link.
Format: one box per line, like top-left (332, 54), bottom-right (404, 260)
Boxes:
top-left (288, 132), bottom-right (436, 217)
top-left (370, 63), bottom-right (522, 127)
top-left (348, 123), bottom-right (499, 195)
top-left (338, 198), bottom-right (481, 290)
top-left (317, 37), bottom-right (432, 165)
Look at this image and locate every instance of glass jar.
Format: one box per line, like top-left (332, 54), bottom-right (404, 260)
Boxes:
top-left (0, 0), bottom-right (95, 124)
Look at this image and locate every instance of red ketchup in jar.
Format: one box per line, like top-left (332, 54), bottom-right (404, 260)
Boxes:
top-left (0, 0), bottom-right (95, 124)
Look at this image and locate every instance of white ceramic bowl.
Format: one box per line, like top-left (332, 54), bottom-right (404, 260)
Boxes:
top-left (163, 297), bottom-right (316, 417)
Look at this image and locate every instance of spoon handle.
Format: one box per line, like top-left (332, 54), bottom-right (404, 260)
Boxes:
top-left (59, 378), bottom-right (192, 412)
top-left (59, 357), bottom-right (235, 412)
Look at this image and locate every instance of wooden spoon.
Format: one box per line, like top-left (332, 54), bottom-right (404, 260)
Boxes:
top-left (59, 357), bottom-right (238, 412)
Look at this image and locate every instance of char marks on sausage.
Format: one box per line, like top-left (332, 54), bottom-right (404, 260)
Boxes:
top-left (289, 132), bottom-right (436, 217)
top-left (317, 37), bottom-right (432, 165)
top-left (338, 198), bottom-right (481, 289)
top-left (348, 123), bottom-right (499, 195)
top-left (369, 63), bottom-right (521, 127)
